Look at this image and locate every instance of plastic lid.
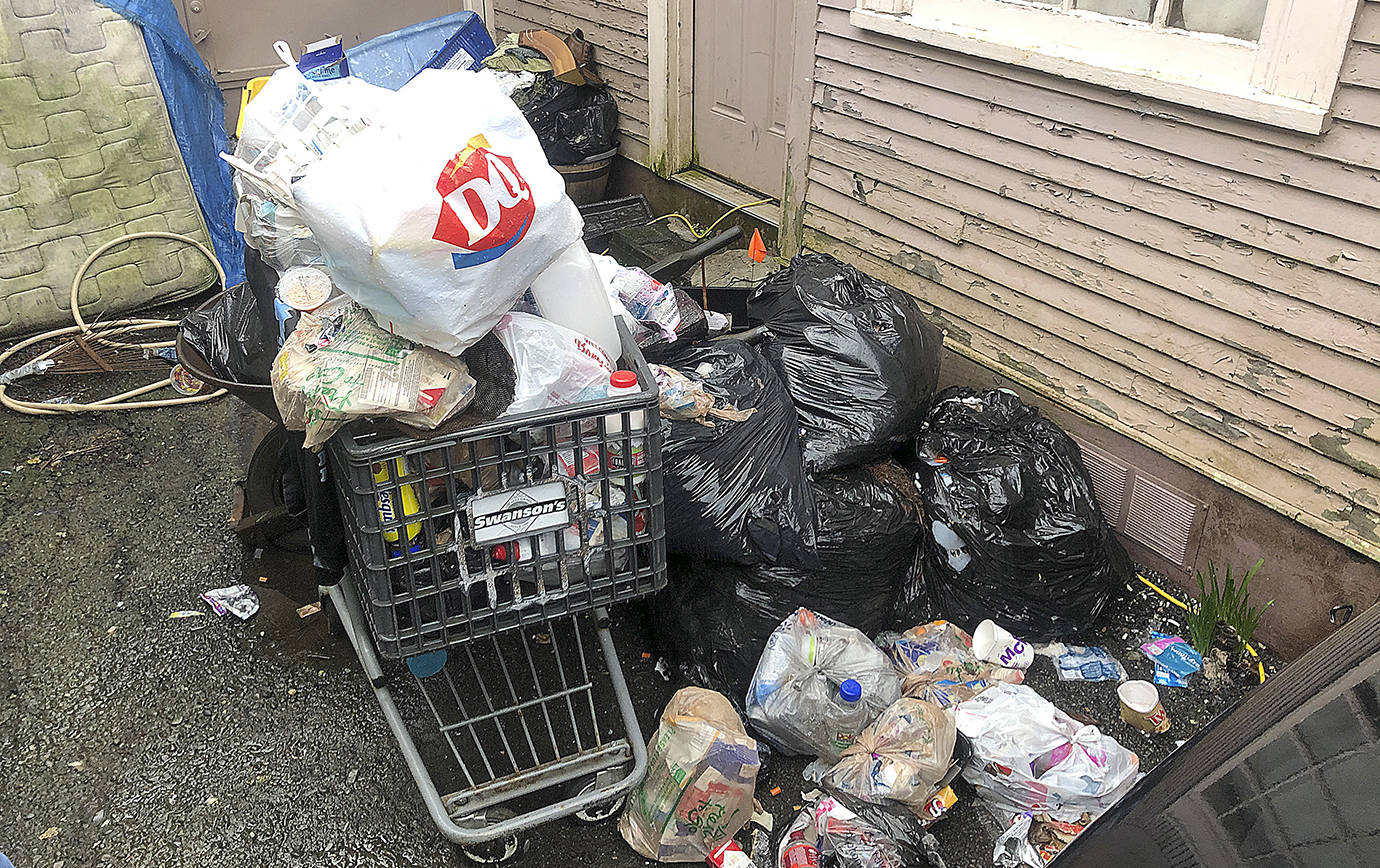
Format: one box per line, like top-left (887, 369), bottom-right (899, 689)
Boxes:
top-left (839, 679), bottom-right (862, 703)
top-left (610, 370), bottom-right (638, 389)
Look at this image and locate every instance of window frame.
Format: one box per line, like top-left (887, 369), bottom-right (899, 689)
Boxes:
top-left (850, 0), bottom-right (1361, 134)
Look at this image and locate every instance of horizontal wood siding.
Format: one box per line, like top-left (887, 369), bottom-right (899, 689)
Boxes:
top-left (493, 0), bottom-right (650, 165)
top-left (804, 0), bottom-right (1380, 557)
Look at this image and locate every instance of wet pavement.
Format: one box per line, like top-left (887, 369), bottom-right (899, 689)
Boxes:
top-left (0, 390), bottom-right (1271, 868)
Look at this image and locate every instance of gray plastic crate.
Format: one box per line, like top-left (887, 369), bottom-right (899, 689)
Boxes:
top-left (328, 324), bottom-right (666, 659)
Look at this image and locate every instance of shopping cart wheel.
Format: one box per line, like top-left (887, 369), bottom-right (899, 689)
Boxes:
top-left (571, 775), bottom-right (626, 823)
top-left (451, 808), bottom-right (522, 865)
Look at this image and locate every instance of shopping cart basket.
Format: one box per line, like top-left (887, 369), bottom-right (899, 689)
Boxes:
top-left (324, 320), bottom-right (667, 858)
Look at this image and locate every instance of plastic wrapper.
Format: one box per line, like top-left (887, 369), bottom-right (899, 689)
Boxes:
top-left (658, 340), bottom-right (817, 568)
top-left (747, 254), bottom-right (942, 473)
top-left (746, 609), bottom-right (902, 757)
top-left (509, 72), bottom-right (619, 164)
top-left (619, 687), bottom-right (760, 862)
top-left (807, 793), bottom-right (925, 868)
top-left (292, 69), bottom-right (584, 355)
top-left (1142, 633), bottom-right (1202, 687)
top-left (200, 584), bottom-right (260, 620)
top-left (492, 312), bottom-right (614, 415)
top-left (821, 696), bottom-right (956, 810)
top-left (886, 621), bottom-right (1024, 708)
top-left (271, 301), bottom-right (476, 448)
top-left (180, 282), bottom-right (276, 384)
top-left (1052, 645), bottom-right (1127, 683)
top-left (994, 813), bottom-right (1043, 868)
top-left (955, 682), bottom-right (1140, 821)
top-left (916, 387), bottom-right (1131, 640)
top-left (652, 463), bottom-right (923, 702)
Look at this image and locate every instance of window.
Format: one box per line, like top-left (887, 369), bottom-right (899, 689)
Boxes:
top-left (851, 0), bottom-right (1361, 133)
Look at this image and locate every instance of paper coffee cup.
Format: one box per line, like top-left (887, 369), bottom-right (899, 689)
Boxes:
top-left (1118, 680), bottom-right (1171, 733)
top-left (973, 619), bottom-right (1034, 669)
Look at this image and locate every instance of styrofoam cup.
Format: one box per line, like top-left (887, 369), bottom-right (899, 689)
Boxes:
top-left (973, 619), bottom-right (1033, 669)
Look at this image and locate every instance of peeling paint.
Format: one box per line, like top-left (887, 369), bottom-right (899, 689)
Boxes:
top-left (1353, 418), bottom-right (1375, 437)
top-left (1077, 396), bottom-right (1120, 419)
top-left (892, 248), bottom-right (943, 283)
top-left (1322, 506), bottom-right (1380, 543)
top-left (1309, 433), bottom-right (1380, 479)
top-left (997, 352), bottom-right (1056, 388)
top-left (1175, 407), bottom-right (1248, 441)
top-left (1355, 489), bottom-right (1379, 509)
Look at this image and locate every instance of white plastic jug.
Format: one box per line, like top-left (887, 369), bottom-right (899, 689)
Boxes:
top-left (528, 241), bottom-right (621, 358)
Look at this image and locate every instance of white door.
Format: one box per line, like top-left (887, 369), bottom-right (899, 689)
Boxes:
top-left (692, 0), bottom-right (794, 198)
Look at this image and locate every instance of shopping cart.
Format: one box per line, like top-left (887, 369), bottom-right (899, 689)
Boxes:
top-left (315, 318), bottom-right (666, 860)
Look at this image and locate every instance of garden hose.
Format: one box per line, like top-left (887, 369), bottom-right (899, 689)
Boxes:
top-left (0, 232), bottom-right (228, 415)
top-left (647, 198), bottom-right (775, 240)
top-left (1137, 573), bottom-right (1267, 684)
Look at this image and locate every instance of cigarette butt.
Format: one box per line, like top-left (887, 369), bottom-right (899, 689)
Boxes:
top-left (258, 576), bottom-right (269, 583)
top-left (770, 787), bottom-right (781, 796)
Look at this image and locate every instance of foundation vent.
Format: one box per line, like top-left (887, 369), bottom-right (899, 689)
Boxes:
top-left (1073, 436), bottom-right (1204, 571)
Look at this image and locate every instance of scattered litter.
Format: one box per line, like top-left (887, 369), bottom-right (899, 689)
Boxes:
top-left (652, 364), bottom-right (754, 426)
top-left (169, 610), bottom-right (207, 620)
top-left (641, 651), bottom-right (651, 659)
top-left (258, 576), bottom-right (269, 583)
top-left (973, 619), bottom-right (1033, 669)
top-left (0, 358), bottom-right (55, 386)
top-left (204, 796), bottom-right (218, 806)
top-left (534, 632), bottom-right (551, 645)
top-left (1118, 680), bottom-right (1171, 734)
top-left (653, 657), bottom-right (671, 681)
top-left (706, 839), bottom-right (754, 868)
top-left (770, 787), bottom-right (781, 796)
top-left (105, 626), bottom-right (118, 636)
top-left (347, 768), bottom-right (359, 785)
top-left (1053, 646), bottom-right (1127, 683)
top-left (1029, 812), bottom-right (1091, 861)
top-left (1141, 632), bottom-right (1202, 687)
top-left (993, 813), bottom-right (1042, 868)
top-left (296, 602), bottom-right (322, 618)
top-left (67, 760), bottom-right (85, 771)
top-left (200, 585), bottom-right (261, 620)
top-left (39, 826), bottom-right (58, 840)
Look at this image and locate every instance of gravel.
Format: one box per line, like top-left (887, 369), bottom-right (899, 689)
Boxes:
top-left (0, 393), bottom-right (1277, 868)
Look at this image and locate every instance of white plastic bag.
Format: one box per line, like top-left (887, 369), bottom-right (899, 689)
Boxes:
top-left (955, 682), bottom-right (1140, 821)
top-left (292, 68), bottom-right (584, 354)
top-left (822, 696), bottom-right (957, 810)
top-left (493, 312), bottom-right (613, 415)
top-left (746, 608), bottom-right (902, 757)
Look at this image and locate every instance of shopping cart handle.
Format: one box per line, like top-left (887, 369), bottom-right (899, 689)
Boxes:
top-left (646, 226), bottom-right (743, 284)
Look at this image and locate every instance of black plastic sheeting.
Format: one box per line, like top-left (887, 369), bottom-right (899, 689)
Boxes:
top-left (180, 281), bottom-right (275, 385)
top-left (748, 254), bottom-right (942, 473)
top-left (658, 339), bottom-right (819, 568)
top-left (511, 74), bottom-right (618, 166)
top-left (651, 462), bottom-right (926, 702)
top-left (914, 387), bottom-right (1130, 641)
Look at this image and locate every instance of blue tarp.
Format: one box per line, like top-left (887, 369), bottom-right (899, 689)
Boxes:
top-left (97, 0), bottom-right (245, 289)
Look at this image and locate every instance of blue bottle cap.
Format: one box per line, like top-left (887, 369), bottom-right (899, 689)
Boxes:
top-left (839, 678), bottom-right (862, 703)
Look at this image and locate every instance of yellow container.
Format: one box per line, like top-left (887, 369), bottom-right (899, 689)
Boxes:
top-left (234, 76), bottom-right (272, 138)
top-left (372, 458), bottom-right (423, 551)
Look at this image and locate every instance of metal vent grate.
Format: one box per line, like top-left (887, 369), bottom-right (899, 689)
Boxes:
top-left (1075, 438), bottom-right (1131, 522)
top-left (1125, 475), bottom-right (1200, 567)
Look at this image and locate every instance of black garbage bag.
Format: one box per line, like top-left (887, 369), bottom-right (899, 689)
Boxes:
top-left (511, 73), bottom-right (618, 165)
top-left (914, 387), bottom-right (1130, 640)
top-left (650, 462), bottom-right (925, 702)
top-left (659, 339), bottom-right (818, 568)
top-left (180, 281), bottom-right (275, 385)
top-left (747, 253), bottom-right (942, 473)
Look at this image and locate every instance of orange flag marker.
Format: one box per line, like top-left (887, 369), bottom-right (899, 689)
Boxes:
top-left (748, 228), bottom-right (768, 263)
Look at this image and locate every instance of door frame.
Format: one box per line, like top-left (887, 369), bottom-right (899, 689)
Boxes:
top-left (647, 0), bottom-right (819, 252)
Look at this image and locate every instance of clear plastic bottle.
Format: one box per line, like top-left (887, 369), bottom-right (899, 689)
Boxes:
top-left (824, 679), bottom-right (867, 760)
top-left (527, 241), bottom-right (621, 358)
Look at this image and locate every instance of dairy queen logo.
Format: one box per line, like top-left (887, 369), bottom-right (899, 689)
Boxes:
top-left (432, 134), bottom-right (534, 269)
